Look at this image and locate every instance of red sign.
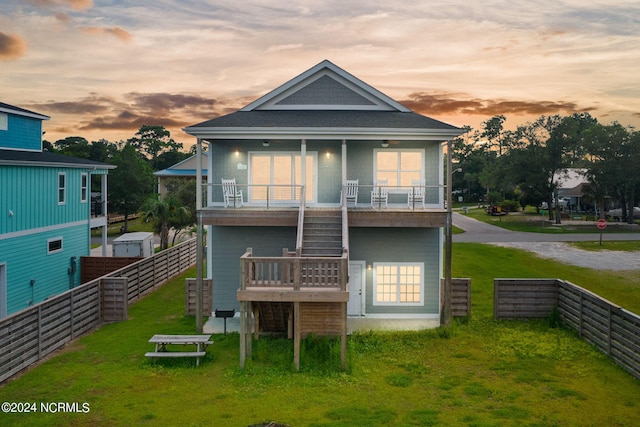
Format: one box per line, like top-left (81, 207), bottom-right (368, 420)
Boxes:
top-left (597, 219), bottom-right (607, 230)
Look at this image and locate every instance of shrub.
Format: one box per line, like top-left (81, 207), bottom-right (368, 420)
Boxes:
top-left (500, 199), bottom-right (520, 212)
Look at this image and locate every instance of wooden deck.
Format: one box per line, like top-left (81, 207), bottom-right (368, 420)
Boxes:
top-left (237, 248), bottom-right (349, 371)
top-left (199, 205), bottom-right (446, 227)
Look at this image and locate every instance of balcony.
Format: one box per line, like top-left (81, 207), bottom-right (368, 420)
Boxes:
top-left (199, 183), bottom-right (447, 228)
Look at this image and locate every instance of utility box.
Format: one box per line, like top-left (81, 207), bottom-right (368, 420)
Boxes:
top-left (112, 232), bottom-right (154, 257)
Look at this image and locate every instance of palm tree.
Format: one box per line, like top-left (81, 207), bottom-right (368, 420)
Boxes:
top-left (143, 197), bottom-right (190, 250)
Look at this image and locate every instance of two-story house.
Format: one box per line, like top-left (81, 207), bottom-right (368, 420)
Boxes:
top-left (0, 102), bottom-right (114, 318)
top-left (184, 61), bottom-right (463, 367)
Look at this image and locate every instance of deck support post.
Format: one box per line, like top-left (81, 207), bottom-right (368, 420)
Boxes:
top-left (239, 300), bottom-right (246, 368)
top-left (293, 301), bottom-right (301, 371)
top-left (341, 301), bottom-right (347, 370)
top-left (253, 304), bottom-right (260, 340)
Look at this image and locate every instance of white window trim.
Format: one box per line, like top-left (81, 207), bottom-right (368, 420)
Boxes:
top-left (80, 173), bottom-right (88, 203)
top-left (58, 172), bottom-right (66, 205)
top-left (373, 148), bottom-right (425, 193)
top-left (248, 151), bottom-right (318, 204)
top-left (0, 112), bottom-right (7, 131)
top-left (47, 237), bottom-right (63, 255)
top-left (372, 262), bottom-right (424, 306)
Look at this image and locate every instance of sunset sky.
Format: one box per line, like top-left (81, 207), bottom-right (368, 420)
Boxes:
top-left (1, 0), bottom-right (639, 147)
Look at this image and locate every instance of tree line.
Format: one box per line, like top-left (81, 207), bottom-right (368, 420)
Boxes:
top-left (451, 113), bottom-right (640, 224)
top-left (45, 125), bottom-right (200, 248)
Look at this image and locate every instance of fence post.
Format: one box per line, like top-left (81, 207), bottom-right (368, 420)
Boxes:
top-left (607, 305), bottom-right (612, 356)
top-left (70, 291), bottom-right (75, 339)
top-left (37, 305), bottom-right (42, 360)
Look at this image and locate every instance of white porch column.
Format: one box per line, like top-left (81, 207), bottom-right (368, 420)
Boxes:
top-left (301, 139), bottom-right (307, 199)
top-left (341, 139), bottom-right (347, 186)
top-left (101, 174), bottom-right (108, 257)
top-left (196, 138), bottom-right (204, 333)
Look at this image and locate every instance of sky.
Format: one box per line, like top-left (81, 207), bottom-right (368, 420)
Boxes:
top-left (1, 0), bottom-right (639, 147)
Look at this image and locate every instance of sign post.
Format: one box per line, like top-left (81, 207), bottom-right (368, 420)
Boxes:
top-left (597, 219), bottom-right (607, 245)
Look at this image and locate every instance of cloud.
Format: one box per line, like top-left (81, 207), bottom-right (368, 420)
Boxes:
top-left (0, 31), bottom-right (27, 60)
top-left (81, 26), bottom-right (132, 42)
top-left (401, 92), bottom-right (595, 117)
top-left (24, 0), bottom-right (93, 11)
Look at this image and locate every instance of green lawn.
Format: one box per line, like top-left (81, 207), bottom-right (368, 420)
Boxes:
top-left (462, 206), bottom-right (640, 234)
top-left (1, 244), bottom-right (639, 426)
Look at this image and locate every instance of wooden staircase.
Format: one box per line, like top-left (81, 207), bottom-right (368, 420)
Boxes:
top-left (301, 209), bottom-right (343, 257)
top-left (254, 302), bottom-right (291, 334)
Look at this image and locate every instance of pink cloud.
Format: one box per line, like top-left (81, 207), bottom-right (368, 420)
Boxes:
top-left (81, 26), bottom-right (132, 42)
top-left (0, 31), bottom-right (27, 60)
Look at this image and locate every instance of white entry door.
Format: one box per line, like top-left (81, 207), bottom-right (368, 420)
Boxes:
top-left (347, 261), bottom-right (365, 316)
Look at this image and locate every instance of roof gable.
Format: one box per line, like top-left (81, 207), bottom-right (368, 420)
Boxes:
top-left (241, 60), bottom-right (410, 112)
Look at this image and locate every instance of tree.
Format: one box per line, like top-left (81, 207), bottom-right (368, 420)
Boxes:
top-left (108, 143), bottom-right (155, 232)
top-left (54, 136), bottom-right (91, 159)
top-left (143, 196), bottom-right (191, 250)
top-left (164, 177), bottom-right (198, 244)
top-left (128, 125), bottom-right (184, 170)
top-left (583, 122), bottom-right (638, 222)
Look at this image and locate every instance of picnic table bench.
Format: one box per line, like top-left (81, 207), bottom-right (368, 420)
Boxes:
top-left (145, 334), bottom-right (213, 366)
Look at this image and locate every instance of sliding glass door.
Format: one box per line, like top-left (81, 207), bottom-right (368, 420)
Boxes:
top-left (249, 152), bottom-right (316, 203)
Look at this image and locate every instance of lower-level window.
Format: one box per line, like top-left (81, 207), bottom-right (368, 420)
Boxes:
top-left (47, 237), bottom-right (63, 254)
top-left (373, 263), bottom-right (423, 305)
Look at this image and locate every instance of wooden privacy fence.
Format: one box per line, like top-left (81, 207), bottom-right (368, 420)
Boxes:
top-left (0, 238), bottom-right (197, 384)
top-left (185, 278), bottom-right (212, 316)
top-left (494, 278), bottom-right (640, 380)
top-left (440, 278), bottom-right (471, 317)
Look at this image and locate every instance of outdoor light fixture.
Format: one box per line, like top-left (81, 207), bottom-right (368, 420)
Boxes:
top-left (381, 140), bottom-right (389, 148)
top-left (262, 140), bottom-right (270, 147)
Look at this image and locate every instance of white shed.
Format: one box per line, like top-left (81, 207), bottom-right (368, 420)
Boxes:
top-left (112, 232), bottom-right (155, 257)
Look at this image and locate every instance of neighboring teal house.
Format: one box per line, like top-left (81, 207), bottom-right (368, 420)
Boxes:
top-left (185, 60), bottom-right (464, 339)
top-left (0, 102), bottom-right (114, 318)
top-left (154, 152), bottom-right (208, 197)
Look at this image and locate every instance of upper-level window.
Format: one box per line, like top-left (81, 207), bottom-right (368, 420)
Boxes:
top-left (374, 149), bottom-right (424, 189)
top-left (81, 173), bottom-right (88, 203)
top-left (58, 172), bottom-right (66, 205)
top-left (373, 263), bottom-right (424, 306)
top-left (0, 113), bottom-right (7, 130)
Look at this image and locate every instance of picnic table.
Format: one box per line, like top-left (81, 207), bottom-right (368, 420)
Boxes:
top-left (145, 334), bottom-right (213, 366)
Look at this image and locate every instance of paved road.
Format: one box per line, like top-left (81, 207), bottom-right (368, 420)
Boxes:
top-left (452, 212), bottom-right (640, 243)
top-left (452, 213), bottom-right (640, 270)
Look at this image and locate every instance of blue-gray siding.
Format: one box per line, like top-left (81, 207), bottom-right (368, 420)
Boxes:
top-left (349, 227), bottom-right (441, 315)
top-left (208, 226), bottom-right (296, 311)
top-left (206, 225), bottom-right (441, 316)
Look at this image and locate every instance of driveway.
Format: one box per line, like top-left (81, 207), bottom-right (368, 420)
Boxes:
top-left (452, 212), bottom-right (640, 270)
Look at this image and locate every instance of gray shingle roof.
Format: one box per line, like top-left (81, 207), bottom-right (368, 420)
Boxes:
top-left (187, 110), bottom-right (459, 130)
top-left (0, 102), bottom-right (50, 120)
top-left (0, 149), bottom-right (114, 169)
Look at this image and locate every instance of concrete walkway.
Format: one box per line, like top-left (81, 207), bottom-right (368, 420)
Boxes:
top-left (452, 212), bottom-right (640, 270)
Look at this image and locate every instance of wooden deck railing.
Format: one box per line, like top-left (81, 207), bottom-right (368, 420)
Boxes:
top-left (240, 248), bottom-right (348, 291)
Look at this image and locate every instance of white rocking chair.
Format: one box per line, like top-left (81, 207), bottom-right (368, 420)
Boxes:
top-left (221, 178), bottom-right (243, 207)
top-left (408, 180), bottom-right (425, 209)
top-left (371, 180), bottom-right (388, 208)
top-left (341, 179), bottom-right (359, 207)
